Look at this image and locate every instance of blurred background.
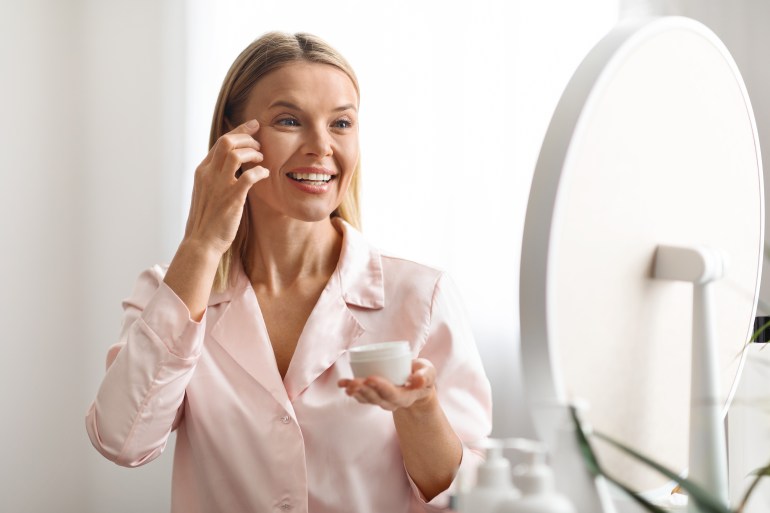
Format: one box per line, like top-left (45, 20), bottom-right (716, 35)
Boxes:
top-left (1, 0), bottom-right (769, 511)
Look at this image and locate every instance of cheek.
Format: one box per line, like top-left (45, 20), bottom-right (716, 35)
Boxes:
top-left (258, 132), bottom-right (295, 168)
top-left (338, 138), bottom-right (360, 171)
top-left (337, 165), bottom-right (357, 197)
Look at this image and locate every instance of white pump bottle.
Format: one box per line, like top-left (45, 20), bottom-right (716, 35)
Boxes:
top-left (495, 444), bottom-right (576, 513)
top-left (453, 439), bottom-right (521, 513)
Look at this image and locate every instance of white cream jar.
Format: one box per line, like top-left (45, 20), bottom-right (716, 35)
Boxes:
top-left (348, 341), bottom-right (412, 385)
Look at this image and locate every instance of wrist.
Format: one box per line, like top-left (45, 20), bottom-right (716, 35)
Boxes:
top-left (178, 237), bottom-right (226, 263)
top-left (164, 239), bottom-right (224, 321)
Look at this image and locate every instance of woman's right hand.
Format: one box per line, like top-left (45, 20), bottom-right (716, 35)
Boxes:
top-left (183, 119), bottom-right (269, 256)
top-left (163, 120), bottom-right (269, 320)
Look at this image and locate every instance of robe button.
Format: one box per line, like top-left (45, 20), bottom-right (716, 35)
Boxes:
top-left (280, 415), bottom-right (290, 424)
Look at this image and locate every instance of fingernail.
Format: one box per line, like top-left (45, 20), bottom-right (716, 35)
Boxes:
top-left (246, 119), bottom-right (258, 128)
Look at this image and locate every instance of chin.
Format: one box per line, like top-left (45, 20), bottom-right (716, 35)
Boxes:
top-left (290, 209), bottom-right (337, 224)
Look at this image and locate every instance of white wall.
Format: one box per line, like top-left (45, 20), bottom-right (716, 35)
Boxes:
top-left (0, 2), bottom-right (87, 510)
top-left (79, 1), bottom-right (186, 511)
top-left (1, 0), bottom-right (185, 511)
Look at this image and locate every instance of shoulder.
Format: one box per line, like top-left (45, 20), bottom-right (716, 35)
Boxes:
top-left (334, 218), bottom-right (453, 308)
top-left (378, 249), bottom-right (449, 307)
top-left (379, 251), bottom-right (443, 285)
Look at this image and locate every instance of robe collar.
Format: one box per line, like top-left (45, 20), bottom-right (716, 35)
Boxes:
top-left (206, 218), bottom-right (385, 407)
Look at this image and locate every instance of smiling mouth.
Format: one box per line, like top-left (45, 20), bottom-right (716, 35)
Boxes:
top-left (287, 172), bottom-right (335, 185)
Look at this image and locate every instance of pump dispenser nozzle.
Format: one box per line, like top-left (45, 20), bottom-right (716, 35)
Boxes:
top-left (514, 445), bottom-right (552, 495)
top-left (452, 438), bottom-right (521, 513)
top-left (498, 441), bottom-right (577, 513)
top-left (476, 439), bottom-right (516, 489)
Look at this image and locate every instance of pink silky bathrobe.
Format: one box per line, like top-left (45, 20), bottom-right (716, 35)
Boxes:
top-left (86, 219), bottom-right (492, 513)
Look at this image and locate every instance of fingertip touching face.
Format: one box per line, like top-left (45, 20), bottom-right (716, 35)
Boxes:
top-left (239, 61), bottom-right (360, 223)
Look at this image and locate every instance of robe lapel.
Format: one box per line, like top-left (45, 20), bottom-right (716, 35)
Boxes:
top-left (208, 268), bottom-right (293, 413)
top-left (283, 219), bottom-right (385, 401)
top-left (208, 219), bottom-right (385, 406)
top-left (283, 271), bottom-right (365, 401)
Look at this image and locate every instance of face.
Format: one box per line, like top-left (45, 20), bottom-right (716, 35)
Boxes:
top-left (238, 61), bottom-right (360, 224)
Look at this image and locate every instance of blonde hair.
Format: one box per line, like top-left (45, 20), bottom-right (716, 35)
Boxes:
top-left (209, 32), bottom-right (362, 291)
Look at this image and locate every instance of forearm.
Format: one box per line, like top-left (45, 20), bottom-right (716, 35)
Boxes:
top-left (87, 331), bottom-right (196, 465)
top-left (163, 239), bottom-right (222, 321)
top-left (393, 389), bottom-right (462, 501)
top-left (87, 273), bottom-right (204, 466)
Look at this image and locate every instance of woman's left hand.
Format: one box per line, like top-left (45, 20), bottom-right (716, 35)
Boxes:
top-left (337, 358), bottom-right (436, 411)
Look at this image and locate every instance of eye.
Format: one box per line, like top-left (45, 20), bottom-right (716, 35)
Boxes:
top-left (332, 118), bottom-right (353, 129)
top-left (276, 117), bottom-right (300, 127)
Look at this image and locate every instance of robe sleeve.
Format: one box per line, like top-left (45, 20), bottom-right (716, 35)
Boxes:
top-left (85, 265), bottom-right (205, 467)
top-left (409, 272), bottom-right (493, 509)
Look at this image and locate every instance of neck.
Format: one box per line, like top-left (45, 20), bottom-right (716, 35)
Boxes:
top-left (243, 212), bottom-right (342, 294)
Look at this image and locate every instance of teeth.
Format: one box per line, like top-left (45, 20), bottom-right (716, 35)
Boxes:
top-left (289, 172), bottom-right (332, 182)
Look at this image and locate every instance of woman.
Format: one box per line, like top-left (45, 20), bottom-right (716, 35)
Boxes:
top-left (86, 32), bottom-right (492, 513)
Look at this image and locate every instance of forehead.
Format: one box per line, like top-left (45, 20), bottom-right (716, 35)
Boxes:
top-left (247, 61), bottom-right (359, 110)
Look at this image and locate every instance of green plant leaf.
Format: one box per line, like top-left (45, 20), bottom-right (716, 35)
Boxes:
top-left (570, 406), bottom-right (668, 513)
top-left (569, 405), bottom-right (602, 476)
top-left (749, 319), bottom-right (770, 343)
top-left (748, 463), bottom-right (770, 477)
top-left (735, 461), bottom-right (770, 512)
top-left (594, 432), bottom-right (732, 513)
top-left (606, 476), bottom-right (671, 513)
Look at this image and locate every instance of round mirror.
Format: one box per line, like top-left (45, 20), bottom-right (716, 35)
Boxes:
top-left (519, 16), bottom-right (763, 493)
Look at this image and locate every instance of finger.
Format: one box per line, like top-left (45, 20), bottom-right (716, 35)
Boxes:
top-left (343, 378), bottom-right (367, 396)
top-left (368, 379), bottom-right (423, 410)
top-left (405, 359), bottom-right (436, 389)
top-left (364, 377), bottom-right (399, 402)
top-left (218, 133), bottom-right (261, 151)
top-left (200, 120), bottom-right (260, 166)
top-left (210, 126), bottom-right (261, 165)
top-left (234, 166), bottom-right (270, 195)
top-left (365, 394), bottom-right (399, 411)
top-left (212, 134), bottom-right (260, 165)
top-left (230, 118), bottom-right (260, 135)
top-left (404, 371), bottom-right (432, 390)
top-left (356, 387), bottom-right (386, 406)
top-left (404, 376), bottom-right (420, 390)
top-left (411, 358), bottom-right (434, 373)
top-left (363, 381), bottom-right (404, 410)
top-left (224, 148), bottom-right (263, 177)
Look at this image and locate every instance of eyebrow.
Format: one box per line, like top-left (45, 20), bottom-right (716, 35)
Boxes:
top-left (268, 100), bottom-right (357, 112)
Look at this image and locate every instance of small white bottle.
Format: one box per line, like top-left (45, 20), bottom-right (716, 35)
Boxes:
top-left (455, 439), bottom-right (521, 513)
top-left (496, 446), bottom-right (576, 513)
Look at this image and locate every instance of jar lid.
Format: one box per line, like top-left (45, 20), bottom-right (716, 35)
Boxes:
top-left (349, 341), bottom-right (410, 362)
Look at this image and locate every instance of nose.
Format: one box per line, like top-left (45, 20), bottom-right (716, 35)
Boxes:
top-left (302, 124), bottom-right (333, 158)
